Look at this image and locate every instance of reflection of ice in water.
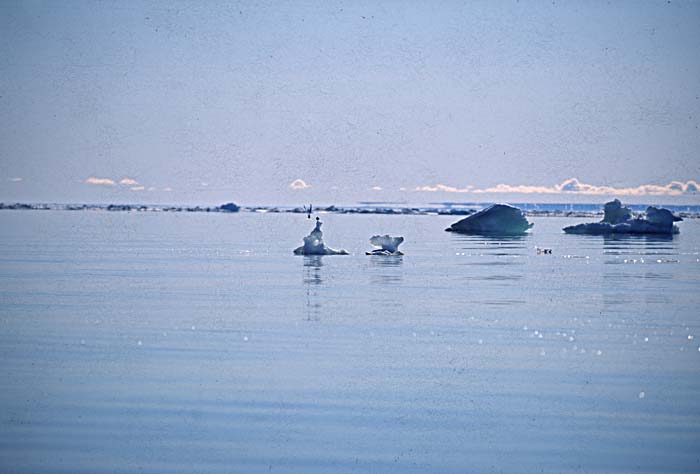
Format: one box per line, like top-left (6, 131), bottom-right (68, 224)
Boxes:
top-left (368, 255), bottom-right (404, 287)
top-left (303, 256), bottom-right (323, 321)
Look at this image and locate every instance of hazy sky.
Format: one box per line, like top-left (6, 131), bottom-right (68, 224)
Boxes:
top-left (1, 0), bottom-right (699, 205)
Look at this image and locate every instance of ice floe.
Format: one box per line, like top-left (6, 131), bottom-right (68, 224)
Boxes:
top-left (563, 199), bottom-right (682, 235)
top-left (445, 204), bottom-right (533, 235)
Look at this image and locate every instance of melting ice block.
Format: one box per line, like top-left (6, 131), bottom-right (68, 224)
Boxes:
top-left (563, 200), bottom-right (682, 235)
top-left (293, 219), bottom-right (348, 255)
top-left (445, 204), bottom-right (533, 235)
top-left (366, 235), bottom-right (404, 255)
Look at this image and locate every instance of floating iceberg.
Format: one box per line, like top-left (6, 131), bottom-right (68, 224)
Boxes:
top-left (293, 218), bottom-right (348, 255)
top-left (445, 204), bottom-right (533, 235)
top-left (563, 199), bottom-right (682, 235)
top-left (366, 235), bottom-right (404, 256)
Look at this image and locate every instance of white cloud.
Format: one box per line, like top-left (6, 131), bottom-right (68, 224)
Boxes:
top-left (371, 186), bottom-right (382, 191)
top-left (415, 184), bottom-right (473, 193)
top-left (290, 179), bottom-right (311, 190)
top-left (163, 187), bottom-right (173, 192)
top-left (415, 178), bottom-right (700, 197)
top-left (130, 186), bottom-right (145, 191)
top-left (86, 177), bottom-right (116, 186)
top-left (119, 178), bottom-right (138, 185)
top-left (9, 177), bottom-right (22, 182)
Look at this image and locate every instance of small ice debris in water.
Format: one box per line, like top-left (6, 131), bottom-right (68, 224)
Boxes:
top-left (596, 350), bottom-right (603, 356)
top-left (293, 218), bottom-right (348, 255)
top-left (644, 337), bottom-right (649, 342)
top-left (569, 336), bottom-right (575, 342)
top-left (243, 336), bottom-right (248, 342)
top-left (478, 339), bottom-right (484, 345)
top-left (137, 340), bottom-right (142, 346)
top-left (445, 204), bottom-right (533, 234)
top-left (523, 325), bottom-right (528, 331)
top-left (540, 349), bottom-right (546, 356)
top-left (191, 325), bottom-right (196, 331)
top-left (366, 235), bottom-right (404, 256)
top-left (688, 335), bottom-right (694, 340)
top-left (639, 391), bottom-right (646, 399)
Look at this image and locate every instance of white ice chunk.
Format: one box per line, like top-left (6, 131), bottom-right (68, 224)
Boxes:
top-left (293, 218), bottom-right (348, 255)
top-left (366, 235), bottom-right (404, 255)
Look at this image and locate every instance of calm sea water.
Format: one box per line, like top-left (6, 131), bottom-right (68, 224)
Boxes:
top-left (1, 210), bottom-right (699, 473)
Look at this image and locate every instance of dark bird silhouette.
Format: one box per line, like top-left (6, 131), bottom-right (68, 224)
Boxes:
top-left (303, 204), bottom-right (313, 219)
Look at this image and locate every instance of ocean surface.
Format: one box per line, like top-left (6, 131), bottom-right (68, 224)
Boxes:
top-left (1, 210), bottom-right (699, 473)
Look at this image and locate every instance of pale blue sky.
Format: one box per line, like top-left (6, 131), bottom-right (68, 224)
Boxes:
top-left (1, 0), bottom-right (699, 204)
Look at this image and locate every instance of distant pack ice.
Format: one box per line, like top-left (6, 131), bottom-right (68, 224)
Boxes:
top-left (366, 235), bottom-right (404, 255)
top-left (293, 219), bottom-right (349, 255)
top-left (563, 199), bottom-right (682, 235)
top-left (445, 204), bottom-right (533, 235)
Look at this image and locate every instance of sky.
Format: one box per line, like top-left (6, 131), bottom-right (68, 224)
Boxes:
top-left (1, 0), bottom-right (699, 205)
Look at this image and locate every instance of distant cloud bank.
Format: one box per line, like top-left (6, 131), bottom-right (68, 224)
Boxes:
top-left (415, 178), bottom-right (699, 196)
top-left (290, 179), bottom-right (311, 190)
top-left (85, 176), bottom-right (166, 191)
top-left (85, 177), bottom-right (116, 186)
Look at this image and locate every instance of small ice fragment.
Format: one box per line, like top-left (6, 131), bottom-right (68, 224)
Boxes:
top-left (294, 218), bottom-right (348, 255)
top-left (243, 336), bottom-right (249, 342)
top-left (569, 336), bottom-right (575, 342)
top-left (644, 337), bottom-right (649, 342)
top-left (137, 340), bottom-right (142, 346)
top-left (638, 391), bottom-right (646, 399)
top-left (596, 350), bottom-right (602, 355)
top-left (538, 333), bottom-right (543, 339)
top-left (540, 349), bottom-right (546, 356)
top-left (688, 335), bottom-right (694, 340)
top-left (191, 325), bottom-right (196, 330)
top-left (478, 339), bottom-right (483, 345)
top-left (367, 235), bottom-right (404, 255)
top-left (523, 325), bottom-right (528, 331)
